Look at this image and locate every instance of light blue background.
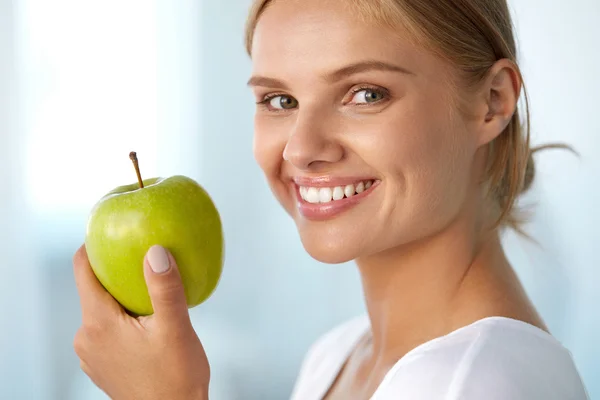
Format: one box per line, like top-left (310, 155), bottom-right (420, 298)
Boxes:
top-left (1, 1), bottom-right (598, 399)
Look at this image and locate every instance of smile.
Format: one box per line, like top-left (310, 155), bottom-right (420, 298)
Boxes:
top-left (292, 178), bottom-right (379, 221)
top-left (299, 180), bottom-right (375, 203)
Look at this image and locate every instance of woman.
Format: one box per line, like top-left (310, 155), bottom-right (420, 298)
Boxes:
top-left (72, 0), bottom-right (589, 398)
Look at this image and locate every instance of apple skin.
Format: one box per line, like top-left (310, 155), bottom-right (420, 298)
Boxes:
top-left (85, 175), bottom-right (224, 316)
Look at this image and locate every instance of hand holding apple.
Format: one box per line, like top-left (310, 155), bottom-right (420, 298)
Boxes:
top-left (84, 152), bottom-right (224, 315)
top-left (73, 245), bottom-right (210, 400)
top-left (73, 153), bottom-right (221, 398)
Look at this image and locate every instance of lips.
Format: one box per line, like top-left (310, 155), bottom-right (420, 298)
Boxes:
top-left (292, 177), bottom-right (379, 221)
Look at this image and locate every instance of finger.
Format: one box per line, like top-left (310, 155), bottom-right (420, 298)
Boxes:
top-left (143, 245), bottom-right (191, 327)
top-left (73, 245), bottom-right (123, 325)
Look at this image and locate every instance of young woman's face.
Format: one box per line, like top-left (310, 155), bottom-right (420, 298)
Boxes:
top-left (248, 0), bottom-right (485, 264)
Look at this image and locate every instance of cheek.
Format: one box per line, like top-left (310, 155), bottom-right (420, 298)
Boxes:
top-left (253, 118), bottom-right (294, 209)
top-left (253, 117), bottom-right (284, 176)
top-left (371, 98), bottom-right (474, 227)
top-left (401, 118), bottom-right (474, 223)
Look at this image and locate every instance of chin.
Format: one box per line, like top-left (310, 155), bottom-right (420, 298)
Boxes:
top-left (294, 224), bottom-right (365, 264)
top-left (302, 241), bottom-right (358, 264)
top-left (293, 215), bottom-right (423, 264)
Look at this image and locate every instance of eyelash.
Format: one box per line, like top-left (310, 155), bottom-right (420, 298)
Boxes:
top-left (349, 86), bottom-right (390, 106)
top-left (256, 93), bottom-right (287, 111)
top-left (256, 85), bottom-right (390, 112)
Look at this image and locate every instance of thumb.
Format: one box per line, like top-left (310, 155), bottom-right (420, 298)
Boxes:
top-left (144, 245), bottom-right (190, 325)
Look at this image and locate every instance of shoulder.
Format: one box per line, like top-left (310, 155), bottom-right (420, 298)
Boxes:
top-left (374, 317), bottom-right (589, 400)
top-left (290, 315), bottom-right (369, 398)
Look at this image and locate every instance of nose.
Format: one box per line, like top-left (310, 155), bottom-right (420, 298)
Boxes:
top-left (282, 110), bottom-right (344, 170)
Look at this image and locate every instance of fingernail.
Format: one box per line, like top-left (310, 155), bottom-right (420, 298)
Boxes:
top-left (147, 245), bottom-right (171, 274)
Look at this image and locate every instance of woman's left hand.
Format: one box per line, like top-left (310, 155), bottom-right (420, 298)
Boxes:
top-left (72, 245), bottom-right (210, 400)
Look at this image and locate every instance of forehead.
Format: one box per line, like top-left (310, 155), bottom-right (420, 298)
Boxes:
top-left (250, 0), bottom-right (421, 77)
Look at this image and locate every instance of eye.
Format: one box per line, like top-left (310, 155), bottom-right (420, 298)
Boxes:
top-left (350, 88), bottom-right (387, 105)
top-left (265, 95), bottom-right (298, 110)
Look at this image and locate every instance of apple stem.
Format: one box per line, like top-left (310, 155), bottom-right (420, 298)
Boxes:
top-left (129, 152), bottom-right (144, 189)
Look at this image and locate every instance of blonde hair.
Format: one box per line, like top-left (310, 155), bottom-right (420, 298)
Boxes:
top-left (244, 0), bottom-right (572, 233)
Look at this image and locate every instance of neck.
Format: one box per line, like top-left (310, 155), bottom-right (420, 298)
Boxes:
top-left (355, 213), bottom-right (541, 360)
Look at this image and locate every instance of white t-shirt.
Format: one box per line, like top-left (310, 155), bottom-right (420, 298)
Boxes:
top-left (290, 316), bottom-right (589, 400)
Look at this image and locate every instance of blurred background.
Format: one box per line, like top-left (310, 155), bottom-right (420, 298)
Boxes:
top-left (0, 0), bottom-right (598, 399)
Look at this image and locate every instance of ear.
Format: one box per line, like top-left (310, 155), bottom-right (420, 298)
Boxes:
top-left (476, 59), bottom-right (521, 147)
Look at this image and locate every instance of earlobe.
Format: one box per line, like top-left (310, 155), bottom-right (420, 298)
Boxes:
top-left (478, 60), bottom-right (521, 146)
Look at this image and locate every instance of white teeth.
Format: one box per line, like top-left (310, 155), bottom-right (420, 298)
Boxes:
top-left (299, 180), bottom-right (375, 203)
top-left (306, 187), bottom-right (320, 203)
top-left (356, 181), bottom-right (365, 193)
top-left (332, 186), bottom-right (344, 201)
top-left (319, 187), bottom-right (333, 203)
top-left (344, 184), bottom-right (355, 198)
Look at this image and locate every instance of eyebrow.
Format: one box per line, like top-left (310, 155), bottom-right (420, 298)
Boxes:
top-left (246, 76), bottom-right (290, 90)
top-left (247, 60), bottom-right (414, 88)
top-left (325, 60), bottom-right (414, 82)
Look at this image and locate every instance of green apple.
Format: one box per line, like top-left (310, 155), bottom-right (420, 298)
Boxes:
top-left (84, 152), bottom-right (224, 316)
